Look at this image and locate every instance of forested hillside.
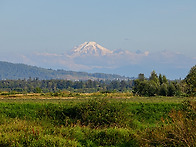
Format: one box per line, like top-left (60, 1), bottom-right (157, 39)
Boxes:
top-left (0, 61), bottom-right (128, 80)
top-left (0, 61), bottom-right (195, 96)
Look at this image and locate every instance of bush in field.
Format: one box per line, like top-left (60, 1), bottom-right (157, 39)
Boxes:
top-left (74, 98), bottom-right (131, 128)
top-left (37, 98), bottom-right (132, 128)
top-left (141, 100), bottom-right (196, 147)
top-left (88, 128), bottom-right (139, 146)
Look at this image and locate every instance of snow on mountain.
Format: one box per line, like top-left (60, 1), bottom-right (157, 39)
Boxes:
top-left (71, 41), bottom-right (113, 56)
top-left (14, 41), bottom-right (195, 79)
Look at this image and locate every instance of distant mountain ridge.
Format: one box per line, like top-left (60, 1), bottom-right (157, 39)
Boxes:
top-left (0, 61), bottom-right (129, 80)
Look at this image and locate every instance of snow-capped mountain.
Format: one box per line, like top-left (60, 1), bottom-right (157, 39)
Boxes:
top-left (70, 41), bottom-right (113, 56)
top-left (14, 41), bottom-right (196, 79)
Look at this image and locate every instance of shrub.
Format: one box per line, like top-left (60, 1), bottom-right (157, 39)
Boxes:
top-left (141, 100), bottom-right (196, 146)
top-left (74, 98), bottom-right (132, 128)
top-left (37, 98), bottom-right (132, 128)
top-left (89, 128), bottom-right (138, 146)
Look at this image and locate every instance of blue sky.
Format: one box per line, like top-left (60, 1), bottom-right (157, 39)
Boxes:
top-left (1, 0), bottom-right (196, 57)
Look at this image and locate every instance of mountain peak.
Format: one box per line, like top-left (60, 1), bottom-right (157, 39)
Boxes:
top-left (71, 41), bottom-right (113, 56)
top-left (86, 41), bottom-right (97, 45)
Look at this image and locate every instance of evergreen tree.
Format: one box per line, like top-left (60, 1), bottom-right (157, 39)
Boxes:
top-left (159, 74), bottom-right (163, 85)
top-left (138, 73), bottom-right (145, 81)
top-left (159, 83), bottom-right (168, 96)
top-left (162, 75), bottom-right (168, 84)
top-left (149, 70), bottom-right (159, 84)
top-left (168, 83), bottom-right (176, 96)
top-left (185, 65), bottom-right (196, 96)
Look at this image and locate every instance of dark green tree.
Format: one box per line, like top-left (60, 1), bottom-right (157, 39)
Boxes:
top-left (149, 70), bottom-right (159, 84)
top-left (146, 80), bottom-right (159, 96)
top-left (162, 75), bottom-right (168, 84)
top-left (159, 83), bottom-right (168, 96)
top-left (168, 83), bottom-right (176, 96)
top-left (138, 73), bottom-right (145, 81)
top-left (159, 74), bottom-right (163, 85)
top-left (185, 65), bottom-right (196, 96)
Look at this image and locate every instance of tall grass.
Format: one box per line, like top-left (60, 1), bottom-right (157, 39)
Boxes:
top-left (0, 97), bottom-right (195, 146)
top-left (141, 100), bottom-right (196, 146)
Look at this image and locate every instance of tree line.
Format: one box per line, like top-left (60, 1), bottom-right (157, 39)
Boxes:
top-left (133, 72), bottom-right (182, 96)
top-left (0, 65), bottom-right (195, 96)
top-left (0, 78), bottom-right (134, 93)
top-left (134, 65), bottom-right (195, 96)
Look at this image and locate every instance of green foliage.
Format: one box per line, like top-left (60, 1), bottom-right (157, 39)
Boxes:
top-left (134, 79), bottom-right (159, 96)
top-left (134, 71), bottom-right (185, 97)
top-left (74, 98), bottom-right (131, 128)
top-left (145, 80), bottom-right (159, 96)
top-left (0, 103), bottom-right (39, 119)
top-left (162, 75), bottom-right (168, 84)
top-left (129, 103), bottom-right (181, 126)
top-left (138, 73), bottom-right (145, 81)
top-left (0, 79), bottom-right (134, 93)
top-left (185, 65), bottom-right (196, 96)
top-left (0, 119), bottom-right (79, 147)
top-left (37, 98), bottom-right (132, 128)
top-left (159, 83), bottom-right (168, 96)
top-left (34, 87), bottom-right (42, 93)
top-left (149, 70), bottom-right (159, 84)
top-left (89, 128), bottom-right (138, 146)
top-left (0, 118), bottom-right (139, 147)
top-left (168, 83), bottom-right (176, 96)
top-left (159, 74), bottom-right (163, 85)
top-left (0, 97), bottom-right (193, 146)
top-left (141, 100), bottom-right (196, 147)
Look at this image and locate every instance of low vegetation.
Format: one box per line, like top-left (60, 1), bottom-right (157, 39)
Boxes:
top-left (0, 95), bottom-right (195, 146)
top-left (0, 65), bottom-right (195, 146)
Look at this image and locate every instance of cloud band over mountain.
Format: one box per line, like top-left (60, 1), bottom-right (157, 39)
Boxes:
top-left (4, 41), bottom-right (195, 79)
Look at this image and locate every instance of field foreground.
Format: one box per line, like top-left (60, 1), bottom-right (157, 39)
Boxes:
top-left (0, 93), bottom-right (195, 146)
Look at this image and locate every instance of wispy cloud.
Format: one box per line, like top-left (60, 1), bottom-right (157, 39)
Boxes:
top-left (16, 48), bottom-right (195, 79)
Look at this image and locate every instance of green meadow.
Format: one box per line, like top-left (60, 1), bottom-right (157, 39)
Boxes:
top-left (0, 93), bottom-right (195, 147)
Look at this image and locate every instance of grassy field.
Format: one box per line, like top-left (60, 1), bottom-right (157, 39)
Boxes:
top-left (0, 93), bottom-right (195, 146)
